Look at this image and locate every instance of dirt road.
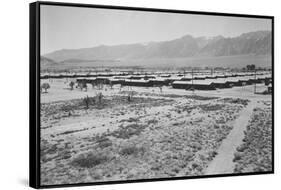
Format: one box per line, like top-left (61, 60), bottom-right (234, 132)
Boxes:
top-left (204, 100), bottom-right (256, 175)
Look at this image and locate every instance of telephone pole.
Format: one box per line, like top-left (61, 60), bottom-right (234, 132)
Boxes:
top-left (191, 69), bottom-right (194, 86)
top-left (254, 69), bottom-right (256, 94)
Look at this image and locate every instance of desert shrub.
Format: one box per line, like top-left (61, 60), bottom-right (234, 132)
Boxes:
top-left (190, 142), bottom-right (202, 151)
top-left (236, 144), bottom-right (247, 152)
top-left (40, 140), bottom-right (57, 158)
top-left (186, 95), bottom-right (218, 101)
top-left (233, 152), bottom-right (243, 162)
top-left (176, 109), bottom-right (182, 114)
top-left (221, 98), bottom-right (249, 106)
top-left (172, 122), bottom-right (180, 127)
top-left (60, 104), bottom-right (75, 113)
top-left (119, 144), bottom-right (145, 156)
top-left (150, 162), bottom-right (162, 171)
top-left (160, 94), bottom-right (218, 100)
top-left (183, 152), bottom-right (195, 162)
top-left (60, 150), bottom-right (72, 160)
top-left (147, 119), bottom-right (158, 125)
top-left (90, 169), bottom-right (103, 180)
top-left (80, 96), bottom-right (100, 110)
top-left (111, 124), bottom-right (146, 139)
top-left (208, 150), bottom-right (218, 159)
top-left (214, 124), bottom-right (220, 129)
top-left (120, 117), bottom-right (139, 123)
top-left (96, 136), bottom-right (112, 148)
top-left (160, 94), bottom-right (184, 98)
top-left (191, 162), bottom-right (200, 170)
top-left (199, 104), bottom-right (225, 112)
top-left (181, 106), bottom-right (196, 113)
top-left (233, 107), bottom-right (272, 173)
top-left (71, 152), bottom-right (110, 168)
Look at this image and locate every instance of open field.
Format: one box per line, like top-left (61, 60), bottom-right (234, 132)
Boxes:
top-left (40, 78), bottom-right (272, 185)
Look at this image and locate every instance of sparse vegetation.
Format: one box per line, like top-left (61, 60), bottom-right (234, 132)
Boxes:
top-left (233, 106), bottom-right (272, 173)
top-left (119, 144), bottom-right (145, 156)
top-left (40, 77), bottom-right (272, 185)
top-left (111, 123), bottom-right (146, 139)
top-left (199, 104), bottom-right (225, 112)
top-left (95, 136), bottom-right (113, 148)
top-left (147, 119), bottom-right (158, 125)
top-left (71, 151), bottom-right (111, 168)
top-left (220, 98), bottom-right (249, 106)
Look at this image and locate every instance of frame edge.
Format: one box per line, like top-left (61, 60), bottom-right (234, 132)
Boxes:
top-left (30, 1), bottom-right (274, 188)
top-left (29, 1), bottom-right (40, 189)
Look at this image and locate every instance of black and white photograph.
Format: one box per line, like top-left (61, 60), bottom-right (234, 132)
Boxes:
top-left (36, 2), bottom-right (273, 187)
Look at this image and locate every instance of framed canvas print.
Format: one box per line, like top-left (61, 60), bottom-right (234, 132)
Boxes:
top-left (29, 1), bottom-right (274, 188)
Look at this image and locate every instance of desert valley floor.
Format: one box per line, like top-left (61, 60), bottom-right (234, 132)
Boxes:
top-left (40, 80), bottom-right (272, 185)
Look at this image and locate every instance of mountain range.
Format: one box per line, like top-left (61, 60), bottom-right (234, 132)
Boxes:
top-left (43, 30), bottom-right (271, 65)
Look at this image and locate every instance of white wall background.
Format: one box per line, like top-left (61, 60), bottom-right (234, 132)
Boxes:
top-left (0, 0), bottom-right (279, 189)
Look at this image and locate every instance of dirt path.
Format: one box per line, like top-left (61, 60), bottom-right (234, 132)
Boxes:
top-left (204, 100), bottom-right (256, 175)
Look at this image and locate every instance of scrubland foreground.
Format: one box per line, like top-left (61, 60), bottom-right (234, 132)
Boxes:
top-left (233, 101), bottom-right (272, 173)
top-left (40, 89), bottom-right (272, 185)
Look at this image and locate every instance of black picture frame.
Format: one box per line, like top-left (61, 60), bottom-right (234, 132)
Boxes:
top-left (30, 1), bottom-right (274, 189)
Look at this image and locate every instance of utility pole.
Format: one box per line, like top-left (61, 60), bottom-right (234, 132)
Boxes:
top-left (191, 69), bottom-right (193, 87)
top-left (254, 69), bottom-right (256, 94)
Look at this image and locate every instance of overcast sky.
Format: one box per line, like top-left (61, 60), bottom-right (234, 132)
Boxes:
top-left (41, 5), bottom-right (271, 54)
